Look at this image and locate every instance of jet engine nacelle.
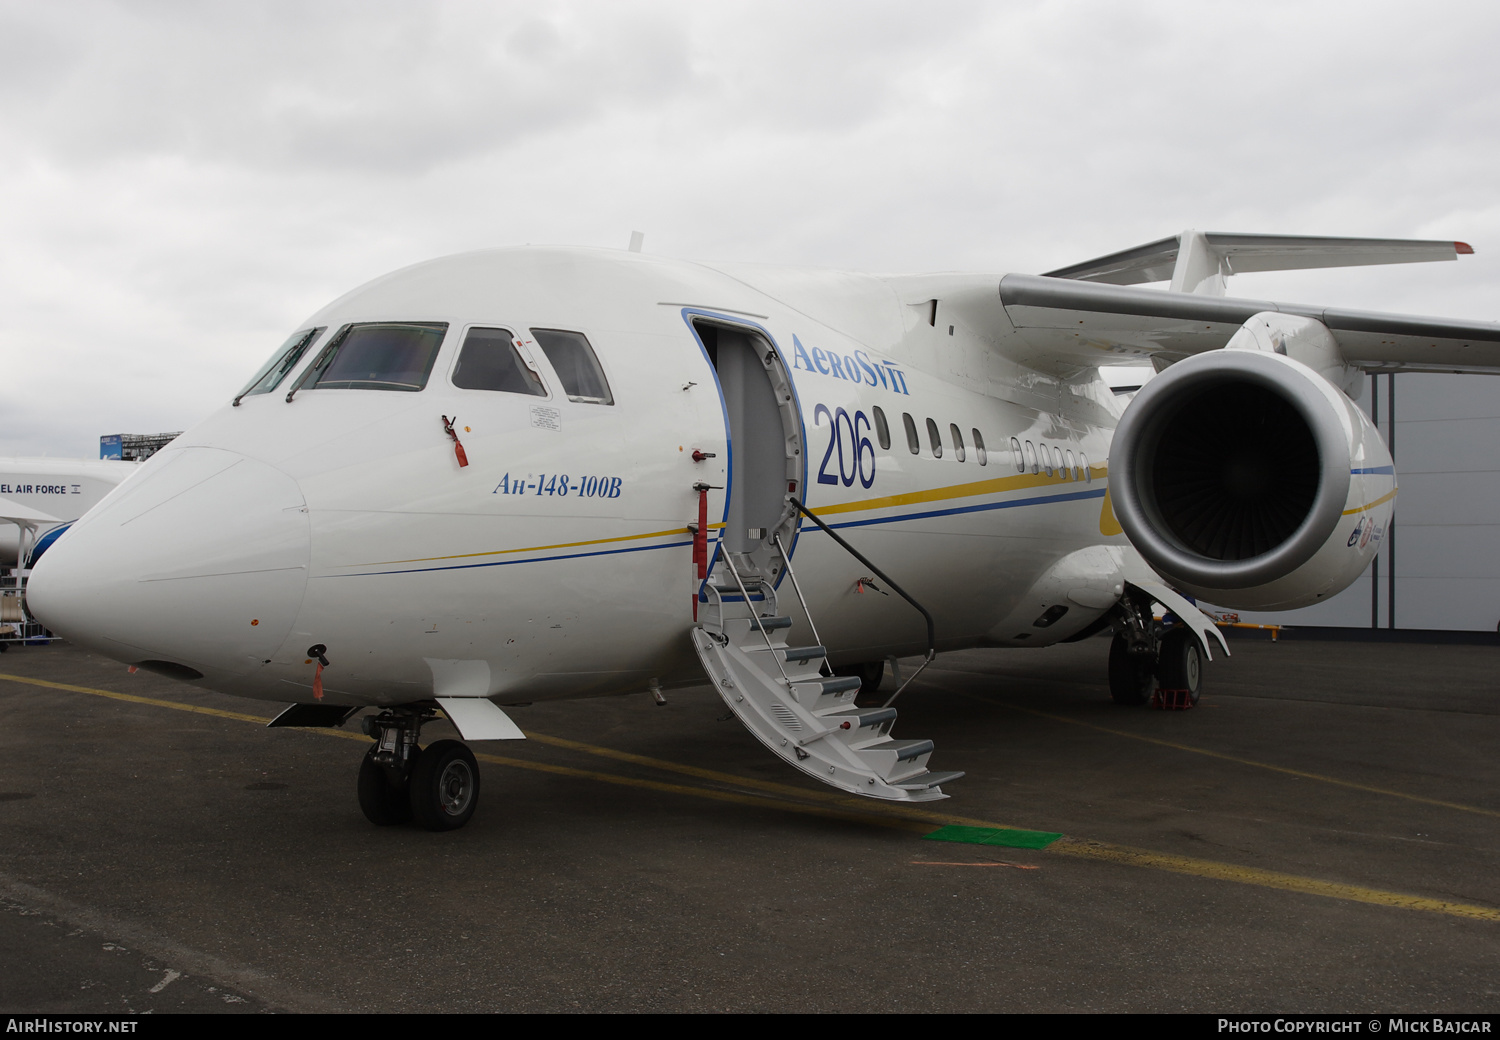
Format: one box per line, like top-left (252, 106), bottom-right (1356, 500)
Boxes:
top-left (1109, 342), bottom-right (1393, 611)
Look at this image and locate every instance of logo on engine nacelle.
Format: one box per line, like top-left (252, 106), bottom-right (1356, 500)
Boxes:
top-left (1347, 517), bottom-right (1386, 550)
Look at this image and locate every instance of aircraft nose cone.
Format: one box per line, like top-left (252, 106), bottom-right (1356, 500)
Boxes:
top-left (27, 447), bottom-right (310, 678)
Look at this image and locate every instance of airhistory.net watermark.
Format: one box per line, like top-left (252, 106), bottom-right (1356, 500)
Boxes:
top-left (5, 1022), bottom-right (138, 1034)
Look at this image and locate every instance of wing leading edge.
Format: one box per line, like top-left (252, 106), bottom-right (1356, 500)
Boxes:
top-left (990, 274), bottom-right (1500, 375)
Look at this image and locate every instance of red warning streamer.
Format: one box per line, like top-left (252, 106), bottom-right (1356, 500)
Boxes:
top-left (312, 661), bottom-right (324, 701)
top-left (441, 415), bottom-right (470, 468)
top-left (694, 486), bottom-right (708, 579)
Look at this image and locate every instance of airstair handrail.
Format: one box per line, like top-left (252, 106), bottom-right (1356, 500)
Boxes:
top-left (786, 497), bottom-right (936, 706)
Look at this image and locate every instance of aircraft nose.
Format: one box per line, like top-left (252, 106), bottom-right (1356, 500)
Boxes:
top-left (27, 447), bottom-right (310, 678)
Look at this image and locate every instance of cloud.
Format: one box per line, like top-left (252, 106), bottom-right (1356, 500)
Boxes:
top-left (0, 0), bottom-right (1496, 456)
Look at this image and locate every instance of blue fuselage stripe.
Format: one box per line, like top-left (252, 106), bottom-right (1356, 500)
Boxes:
top-left (331, 486), bottom-right (1107, 578)
top-left (326, 538), bottom-right (695, 578)
top-left (800, 487), bottom-right (1108, 533)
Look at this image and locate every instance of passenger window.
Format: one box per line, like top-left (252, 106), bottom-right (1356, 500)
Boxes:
top-left (1041, 444), bottom-right (1054, 476)
top-left (873, 406), bottom-right (891, 450)
top-left (298, 322), bottom-right (448, 393)
top-left (1011, 437), bottom-right (1024, 472)
top-left (926, 418), bottom-right (943, 458)
top-left (973, 429), bottom-right (987, 467)
top-left (1054, 446), bottom-right (1066, 477)
top-left (1024, 440), bottom-right (1037, 474)
top-left (1080, 452), bottom-right (1091, 482)
top-left (949, 424), bottom-right (966, 463)
top-left (452, 327), bottom-right (546, 396)
top-left (1065, 449), bottom-right (1077, 480)
top-left (903, 413), bottom-right (920, 454)
top-left (235, 327), bottom-right (324, 403)
top-left (531, 329), bottom-right (613, 404)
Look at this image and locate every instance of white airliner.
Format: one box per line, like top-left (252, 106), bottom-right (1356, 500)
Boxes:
top-left (26, 231), bottom-right (1497, 830)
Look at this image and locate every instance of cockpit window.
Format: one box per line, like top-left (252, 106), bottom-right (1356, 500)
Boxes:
top-left (530, 329), bottom-right (613, 404)
top-left (235, 327), bottom-right (324, 403)
top-left (452, 327), bottom-right (546, 396)
top-left (295, 322), bottom-right (448, 394)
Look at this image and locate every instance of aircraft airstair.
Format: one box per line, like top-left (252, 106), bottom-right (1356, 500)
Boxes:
top-left (691, 505), bottom-right (962, 802)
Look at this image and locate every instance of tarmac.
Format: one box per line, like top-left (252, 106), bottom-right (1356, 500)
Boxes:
top-left (0, 634), bottom-right (1497, 1013)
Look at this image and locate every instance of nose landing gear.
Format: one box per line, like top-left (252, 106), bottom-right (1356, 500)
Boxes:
top-left (358, 708), bottom-right (481, 831)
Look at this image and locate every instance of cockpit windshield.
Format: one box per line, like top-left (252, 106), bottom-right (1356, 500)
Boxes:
top-left (295, 323), bottom-right (448, 393)
top-left (531, 328), bottom-right (613, 404)
top-left (234, 327), bottom-right (324, 403)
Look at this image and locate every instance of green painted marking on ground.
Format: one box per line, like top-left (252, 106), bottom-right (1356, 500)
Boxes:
top-left (923, 825), bottom-right (1062, 850)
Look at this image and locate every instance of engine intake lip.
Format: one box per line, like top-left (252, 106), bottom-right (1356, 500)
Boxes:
top-left (1110, 350), bottom-right (1351, 590)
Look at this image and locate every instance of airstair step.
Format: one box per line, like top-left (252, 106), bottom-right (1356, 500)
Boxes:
top-left (691, 590), bottom-right (954, 803)
top-left (709, 578), bottom-right (768, 593)
top-left (891, 770), bottom-right (965, 791)
top-left (790, 674), bottom-right (862, 709)
top-left (823, 706), bottom-right (897, 731)
top-left (871, 738), bottom-right (934, 762)
top-left (857, 737), bottom-right (937, 782)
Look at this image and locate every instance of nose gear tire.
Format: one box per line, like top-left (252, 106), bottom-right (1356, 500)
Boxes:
top-left (409, 739), bottom-right (480, 831)
top-left (357, 744), bottom-right (413, 826)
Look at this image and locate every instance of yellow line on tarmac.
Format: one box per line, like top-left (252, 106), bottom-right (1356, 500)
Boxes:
top-left (1051, 839), bottom-right (1500, 922)
top-left (0, 672), bottom-right (273, 726)
top-left (993, 699), bottom-right (1500, 820)
top-left (4, 670), bottom-right (1499, 922)
top-left (466, 749), bottom-right (931, 833)
top-left (520, 729), bottom-right (1023, 831)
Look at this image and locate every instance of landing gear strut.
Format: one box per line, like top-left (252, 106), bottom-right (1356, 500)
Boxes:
top-left (1108, 588), bottom-right (1158, 706)
top-left (1107, 589), bottom-right (1206, 707)
top-left (358, 708), bottom-right (481, 831)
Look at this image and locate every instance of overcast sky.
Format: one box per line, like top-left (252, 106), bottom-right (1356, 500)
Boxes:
top-left (2, 0), bottom-right (1497, 457)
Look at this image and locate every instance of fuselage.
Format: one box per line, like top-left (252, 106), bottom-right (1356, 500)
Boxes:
top-left (28, 246), bottom-right (1133, 706)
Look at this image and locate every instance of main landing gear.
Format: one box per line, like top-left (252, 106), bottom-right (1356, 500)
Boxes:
top-left (1108, 590), bottom-right (1204, 707)
top-left (358, 707), bottom-right (480, 831)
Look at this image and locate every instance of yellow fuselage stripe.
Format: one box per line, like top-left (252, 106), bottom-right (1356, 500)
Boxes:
top-left (356, 464), bottom-right (1112, 568)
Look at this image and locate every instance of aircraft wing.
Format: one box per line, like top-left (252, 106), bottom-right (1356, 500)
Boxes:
top-left (0, 495), bottom-right (60, 526)
top-left (968, 274), bottom-right (1500, 375)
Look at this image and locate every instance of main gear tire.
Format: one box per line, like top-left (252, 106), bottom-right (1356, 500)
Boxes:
top-left (1156, 628), bottom-right (1204, 705)
top-left (1108, 634), bottom-right (1156, 706)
